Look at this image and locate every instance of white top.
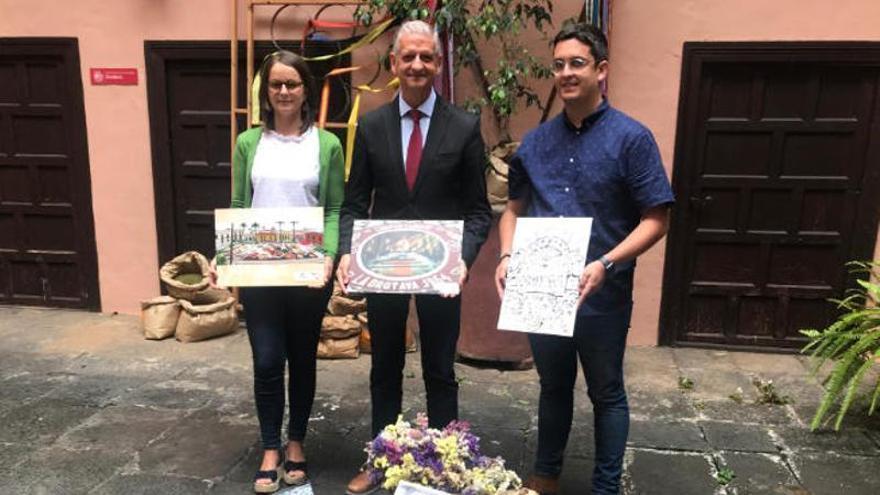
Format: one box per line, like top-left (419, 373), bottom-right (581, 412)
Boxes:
top-left (398, 89), bottom-right (436, 168)
top-left (251, 127), bottom-right (320, 208)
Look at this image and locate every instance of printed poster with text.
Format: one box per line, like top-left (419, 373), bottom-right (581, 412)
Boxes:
top-left (214, 207), bottom-right (324, 287)
top-left (347, 220), bottom-right (463, 295)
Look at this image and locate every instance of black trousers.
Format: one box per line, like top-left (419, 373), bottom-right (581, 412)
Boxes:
top-left (240, 285), bottom-right (332, 450)
top-left (366, 293), bottom-right (461, 436)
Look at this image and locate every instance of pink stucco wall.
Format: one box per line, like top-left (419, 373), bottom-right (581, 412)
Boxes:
top-left (0, 0), bottom-right (377, 314)
top-left (609, 0), bottom-right (880, 345)
top-left (3, 0), bottom-right (879, 346)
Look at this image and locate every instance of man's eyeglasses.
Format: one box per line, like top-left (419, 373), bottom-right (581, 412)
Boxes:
top-left (268, 80), bottom-right (303, 91)
top-left (551, 57), bottom-right (593, 73)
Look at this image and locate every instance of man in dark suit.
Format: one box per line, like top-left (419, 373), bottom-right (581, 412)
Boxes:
top-left (336, 19), bottom-right (491, 494)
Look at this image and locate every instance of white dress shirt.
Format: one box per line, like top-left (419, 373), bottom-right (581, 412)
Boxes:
top-left (398, 89), bottom-right (436, 169)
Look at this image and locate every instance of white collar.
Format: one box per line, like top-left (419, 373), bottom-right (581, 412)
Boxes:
top-left (398, 89), bottom-right (437, 119)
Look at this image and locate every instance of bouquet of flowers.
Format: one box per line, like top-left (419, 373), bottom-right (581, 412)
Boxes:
top-left (363, 414), bottom-right (529, 495)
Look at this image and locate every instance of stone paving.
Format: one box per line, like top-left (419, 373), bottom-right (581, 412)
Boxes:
top-left (0, 306), bottom-right (878, 494)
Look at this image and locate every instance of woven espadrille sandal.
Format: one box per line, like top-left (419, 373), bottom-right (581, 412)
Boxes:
top-left (253, 464), bottom-right (282, 494)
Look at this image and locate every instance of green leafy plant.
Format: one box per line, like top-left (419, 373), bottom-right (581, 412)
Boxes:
top-left (678, 375), bottom-right (695, 391)
top-left (355, 0), bottom-right (554, 144)
top-left (800, 260), bottom-right (880, 431)
top-left (728, 387), bottom-right (744, 404)
top-left (714, 466), bottom-right (735, 486)
top-left (751, 377), bottom-right (790, 406)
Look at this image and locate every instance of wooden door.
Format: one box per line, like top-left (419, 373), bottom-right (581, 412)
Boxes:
top-left (146, 41), bottom-right (351, 266)
top-left (661, 43), bottom-right (880, 350)
top-left (0, 38), bottom-right (100, 310)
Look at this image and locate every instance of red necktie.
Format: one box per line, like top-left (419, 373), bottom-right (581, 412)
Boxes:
top-left (405, 109), bottom-right (423, 191)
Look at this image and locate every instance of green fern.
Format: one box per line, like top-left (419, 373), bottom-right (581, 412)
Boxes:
top-left (835, 357), bottom-right (875, 430)
top-left (870, 354), bottom-right (880, 415)
top-left (800, 260), bottom-right (880, 431)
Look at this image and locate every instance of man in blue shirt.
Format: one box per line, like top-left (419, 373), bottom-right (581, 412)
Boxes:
top-left (495, 23), bottom-right (674, 495)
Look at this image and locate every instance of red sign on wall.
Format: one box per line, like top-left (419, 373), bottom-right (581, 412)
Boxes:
top-left (90, 68), bottom-right (138, 86)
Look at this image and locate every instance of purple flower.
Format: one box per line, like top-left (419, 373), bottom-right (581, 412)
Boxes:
top-left (370, 436), bottom-right (386, 452)
top-left (368, 469), bottom-right (384, 485)
top-left (463, 432), bottom-right (481, 458)
top-left (362, 413), bottom-right (520, 492)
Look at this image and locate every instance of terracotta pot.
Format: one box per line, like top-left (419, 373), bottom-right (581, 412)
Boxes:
top-left (458, 218), bottom-right (533, 368)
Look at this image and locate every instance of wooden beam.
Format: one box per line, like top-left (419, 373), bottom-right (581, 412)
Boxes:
top-left (246, 0), bottom-right (255, 129)
top-left (230, 0), bottom-right (239, 166)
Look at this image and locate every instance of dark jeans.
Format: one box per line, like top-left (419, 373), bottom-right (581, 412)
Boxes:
top-left (366, 293), bottom-right (461, 437)
top-left (528, 306), bottom-right (632, 495)
top-left (240, 284), bottom-right (332, 450)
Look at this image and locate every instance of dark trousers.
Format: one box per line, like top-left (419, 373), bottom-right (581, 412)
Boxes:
top-left (240, 284), bottom-right (332, 450)
top-left (528, 306), bottom-right (632, 495)
top-left (366, 293), bottom-right (461, 436)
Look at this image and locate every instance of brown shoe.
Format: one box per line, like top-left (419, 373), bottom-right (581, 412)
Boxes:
top-left (523, 474), bottom-right (560, 495)
top-left (346, 470), bottom-right (380, 495)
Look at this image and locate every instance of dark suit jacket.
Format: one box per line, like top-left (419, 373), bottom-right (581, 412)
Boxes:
top-left (339, 96), bottom-right (491, 267)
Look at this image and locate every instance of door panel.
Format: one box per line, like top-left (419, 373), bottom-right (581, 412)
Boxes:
top-left (662, 43), bottom-right (880, 350)
top-left (167, 59), bottom-right (237, 259)
top-left (0, 38), bottom-right (100, 309)
top-left (146, 41), bottom-right (350, 267)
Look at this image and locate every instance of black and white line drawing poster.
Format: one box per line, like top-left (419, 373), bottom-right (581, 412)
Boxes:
top-left (497, 217), bottom-right (593, 337)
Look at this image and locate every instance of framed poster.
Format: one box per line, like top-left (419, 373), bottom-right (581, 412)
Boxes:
top-left (347, 220), bottom-right (463, 295)
top-left (497, 217), bottom-right (592, 337)
top-left (214, 207), bottom-right (324, 287)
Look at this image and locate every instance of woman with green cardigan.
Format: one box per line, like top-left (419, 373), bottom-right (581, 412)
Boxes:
top-left (229, 51), bottom-right (344, 493)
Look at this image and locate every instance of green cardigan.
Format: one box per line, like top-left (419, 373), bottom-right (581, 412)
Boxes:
top-left (231, 126), bottom-right (345, 258)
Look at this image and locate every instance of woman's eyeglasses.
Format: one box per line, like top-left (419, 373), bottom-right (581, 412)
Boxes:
top-left (268, 80), bottom-right (303, 91)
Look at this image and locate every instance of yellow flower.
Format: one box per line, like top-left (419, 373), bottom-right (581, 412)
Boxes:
top-left (383, 466), bottom-right (404, 490)
top-left (435, 435), bottom-right (460, 465)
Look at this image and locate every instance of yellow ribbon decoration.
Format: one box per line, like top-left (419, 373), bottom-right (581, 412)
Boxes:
top-left (250, 17), bottom-right (397, 126)
top-left (345, 77), bottom-right (399, 180)
top-left (303, 16), bottom-right (396, 62)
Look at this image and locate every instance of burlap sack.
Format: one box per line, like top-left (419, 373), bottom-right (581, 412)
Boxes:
top-left (357, 312), bottom-right (371, 353)
top-left (317, 335), bottom-right (359, 359)
top-left (190, 286), bottom-right (233, 305)
top-left (486, 141), bottom-right (518, 216)
top-left (328, 294), bottom-right (367, 316)
top-left (160, 251), bottom-right (211, 301)
top-left (332, 281), bottom-right (344, 298)
top-left (357, 313), bottom-right (416, 354)
top-left (405, 326), bottom-right (417, 353)
top-left (321, 315), bottom-right (361, 339)
top-left (140, 296), bottom-right (180, 340)
top-left (176, 295), bottom-right (238, 343)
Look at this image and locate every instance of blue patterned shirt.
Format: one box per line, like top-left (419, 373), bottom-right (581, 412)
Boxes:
top-left (509, 100), bottom-right (675, 315)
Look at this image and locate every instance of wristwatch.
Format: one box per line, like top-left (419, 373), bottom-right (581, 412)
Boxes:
top-left (599, 255), bottom-right (615, 273)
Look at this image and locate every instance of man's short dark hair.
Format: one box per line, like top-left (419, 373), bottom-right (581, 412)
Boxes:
top-left (552, 22), bottom-right (608, 64)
